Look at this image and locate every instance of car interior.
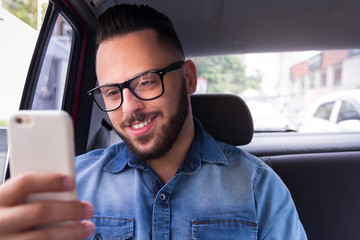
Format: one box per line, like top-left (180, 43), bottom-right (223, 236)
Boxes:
top-left (2, 0), bottom-right (360, 239)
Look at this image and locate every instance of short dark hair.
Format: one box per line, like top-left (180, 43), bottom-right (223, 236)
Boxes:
top-left (96, 4), bottom-right (185, 59)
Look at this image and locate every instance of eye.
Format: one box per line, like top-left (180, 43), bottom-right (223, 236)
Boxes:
top-left (102, 86), bottom-right (120, 99)
top-left (140, 79), bottom-right (154, 87)
top-left (138, 73), bottom-right (160, 88)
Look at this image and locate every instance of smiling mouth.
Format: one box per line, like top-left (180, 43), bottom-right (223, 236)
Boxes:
top-left (131, 118), bottom-right (152, 129)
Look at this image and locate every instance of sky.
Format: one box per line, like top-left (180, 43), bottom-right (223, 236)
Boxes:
top-left (0, 7), bottom-right (38, 120)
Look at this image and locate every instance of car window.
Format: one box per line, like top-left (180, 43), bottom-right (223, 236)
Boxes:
top-left (194, 50), bottom-right (360, 133)
top-left (313, 102), bottom-right (335, 120)
top-left (32, 14), bottom-right (74, 110)
top-left (337, 101), bottom-right (360, 123)
top-left (0, 2), bottom-right (73, 118)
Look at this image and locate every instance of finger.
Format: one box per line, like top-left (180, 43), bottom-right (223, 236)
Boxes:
top-left (2, 220), bottom-right (95, 240)
top-left (0, 172), bottom-right (75, 206)
top-left (0, 201), bottom-right (94, 233)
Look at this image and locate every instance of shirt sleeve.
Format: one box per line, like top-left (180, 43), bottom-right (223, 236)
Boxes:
top-left (253, 163), bottom-right (308, 240)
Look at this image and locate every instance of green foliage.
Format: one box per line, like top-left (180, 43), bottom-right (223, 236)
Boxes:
top-left (40, 1), bottom-right (48, 22)
top-left (0, 119), bottom-right (7, 127)
top-left (194, 55), bottom-right (262, 94)
top-left (2, 0), bottom-right (38, 29)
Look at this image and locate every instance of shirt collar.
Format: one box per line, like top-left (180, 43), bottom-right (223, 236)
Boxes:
top-left (103, 117), bottom-right (229, 174)
top-left (180, 118), bottom-right (229, 174)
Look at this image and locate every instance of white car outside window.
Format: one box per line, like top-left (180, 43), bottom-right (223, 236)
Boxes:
top-left (298, 90), bottom-right (360, 132)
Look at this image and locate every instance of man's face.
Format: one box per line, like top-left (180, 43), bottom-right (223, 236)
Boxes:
top-left (96, 29), bottom-right (190, 161)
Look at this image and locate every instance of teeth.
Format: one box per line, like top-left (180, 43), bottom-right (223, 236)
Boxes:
top-left (132, 119), bottom-right (151, 129)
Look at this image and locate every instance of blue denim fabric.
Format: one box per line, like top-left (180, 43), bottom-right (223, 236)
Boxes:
top-left (76, 119), bottom-right (307, 240)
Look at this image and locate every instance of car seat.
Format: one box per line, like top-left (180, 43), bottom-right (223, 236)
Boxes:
top-left (87, 93), bottom-right (254, 151)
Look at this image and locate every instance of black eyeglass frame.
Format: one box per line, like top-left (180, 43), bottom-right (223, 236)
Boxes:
top-left (88, 60), bottom-right (185, 112)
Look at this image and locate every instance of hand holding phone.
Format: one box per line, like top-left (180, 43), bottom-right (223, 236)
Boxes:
top-left (0, 172), bottom-right (95, 239)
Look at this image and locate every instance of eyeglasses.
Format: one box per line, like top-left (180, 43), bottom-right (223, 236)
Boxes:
top-left (88, 61), bottom-right (184, 112)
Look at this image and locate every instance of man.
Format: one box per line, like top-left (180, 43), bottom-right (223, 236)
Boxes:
top-left (79, 4), bottom-right (306, 239)
top-left (0, 4), bottom-right (306, 240)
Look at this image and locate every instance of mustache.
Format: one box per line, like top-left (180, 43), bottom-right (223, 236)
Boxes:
top-left (120, 111), bottom-right (163, 128)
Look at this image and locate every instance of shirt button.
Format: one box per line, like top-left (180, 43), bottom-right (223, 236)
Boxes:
top-left (159, 193), bottom-right (167, 201)
top-left (93, 234), bottom-right (102, 240)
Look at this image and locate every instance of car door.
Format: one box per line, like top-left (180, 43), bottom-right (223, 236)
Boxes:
top-left (17, 0), bottom-right (96, 155)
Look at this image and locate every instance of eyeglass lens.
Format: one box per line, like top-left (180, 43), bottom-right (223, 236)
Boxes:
top-left (92, 72), bottom-right (164, 111)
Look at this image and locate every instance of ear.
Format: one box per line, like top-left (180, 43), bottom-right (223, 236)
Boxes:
top-left (182, 60), bottom-right (197, 94)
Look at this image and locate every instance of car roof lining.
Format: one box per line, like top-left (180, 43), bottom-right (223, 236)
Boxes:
top-left (74, 0), bottom-right (360, 57)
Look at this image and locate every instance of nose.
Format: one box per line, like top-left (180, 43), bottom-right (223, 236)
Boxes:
top-left (121, 88), bottom-right (145, 114)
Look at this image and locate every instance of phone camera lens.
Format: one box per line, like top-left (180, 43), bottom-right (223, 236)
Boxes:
top-left (15, 117), bottom-right (23, 124)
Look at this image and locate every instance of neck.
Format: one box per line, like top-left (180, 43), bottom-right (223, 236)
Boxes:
top-left (147, 115), bottom-right (195, 184)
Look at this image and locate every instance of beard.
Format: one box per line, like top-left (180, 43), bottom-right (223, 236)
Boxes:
top-left (114, 78), bottom-right (189, 161)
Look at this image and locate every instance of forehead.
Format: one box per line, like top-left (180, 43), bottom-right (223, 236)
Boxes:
top-left (96, 29), bottom-right (177, 84)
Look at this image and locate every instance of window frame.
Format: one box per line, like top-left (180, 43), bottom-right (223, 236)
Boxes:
top-left (19, 0), bottom-right (82, 114)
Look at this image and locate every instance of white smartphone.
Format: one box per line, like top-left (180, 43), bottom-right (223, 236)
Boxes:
top-left (7, 110), bottom-right (77, 202)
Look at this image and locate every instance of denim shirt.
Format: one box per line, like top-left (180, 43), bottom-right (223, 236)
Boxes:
top-left (75, 119), bottom-right (307, 240)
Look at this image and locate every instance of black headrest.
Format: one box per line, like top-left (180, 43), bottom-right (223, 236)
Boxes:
top-left (190, 94), bottom-right (253, 146)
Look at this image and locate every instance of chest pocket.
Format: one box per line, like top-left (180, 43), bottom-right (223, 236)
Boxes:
top-left (192, 217), bottom-right (258, 240)
top-left (87, 216), bottom-right (134, 240)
